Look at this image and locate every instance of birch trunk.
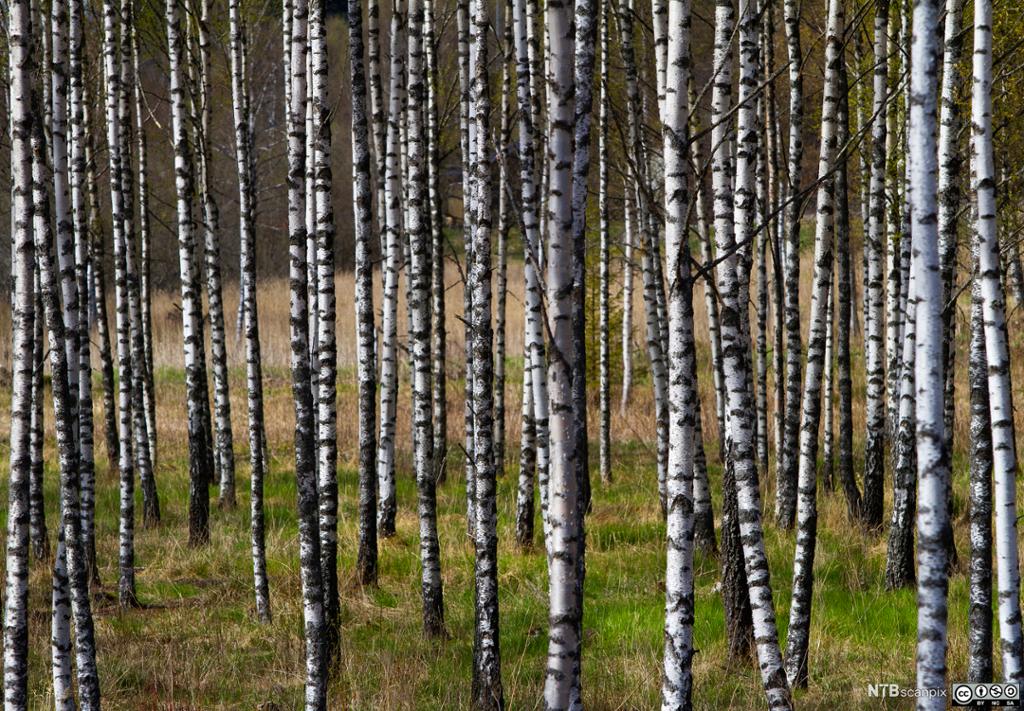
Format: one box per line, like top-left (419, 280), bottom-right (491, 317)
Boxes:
top-left (776, 0), bottom-right (803, 528)
top-left (349, 0), bottom-right (379, 588)
top-left (862, 0), bottom-right (889, 528)
top-left (31, 114), bottom-right (102, 709)
top-left (466, 0), bottom-right (502, 696)
top-left (3, 2), bottom-right (34, 696)
top-left (407, 0), bottom-right (446, 641)
top-left (660, 0), bottom-right (697, 703)
top-left (910, 1), bottom-right (949, 701)
top-left (376, 0), bottom-right (406, 538)
top-left (543, 0), bottom-right (584, 703)
top-left (103, 0), bottom-right (141, 603)
top-left (229, 0), bottom-right (272, 622)
top-left (286, 0), bottom-right (328, 703)
top-left (166, 0), bottom-right (215, 546)
top-left (971, 0), bottom-right (1024, 682)
top-left (967, 277), bottom-right (992, 682)
top-left (598, 0), bottom-right (611, 484)
top-left (720, 2), bottom-right (791, 706)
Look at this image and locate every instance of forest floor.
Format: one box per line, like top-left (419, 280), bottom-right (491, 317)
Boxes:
top-left (3, 252), bottom-right (1016, 709)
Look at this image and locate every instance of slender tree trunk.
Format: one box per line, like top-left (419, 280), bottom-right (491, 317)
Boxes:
top-left (29, 279), bottom-right (47, 563)
top-left (711, 0), bottom-right (753, 661)
top-left (620, 188), bottom-right (634, 415)
top-left (834, 56), bottom-right (859, 516)
top-left (31, 111), bottom-right (102, 710)
top-left (862, 0), bottom-right (889, 528)
top-left (598, 0), bottom-right (611, 485)
top-left (513, 0), bottom-right (549, 549)
top-left (229, 0), bottom-right (271, 622)
top-left (286, 0), bottom-right (328, 703)
top-left (971, 0), bottom-right (1024, 682)
top-left (494, 0), bottom-right (512, 481)
top-left (129, 14), bottom-right (157, 481)
top-left (3, 4), bottom-right (35, 698)
top-left (776, 0), bottom-right (804, 529)
top-left (716, 2), bottom-right (789, 707)
top-left (376, 0), bottom-right (406, 538)
top-left (426, 0), bottom-right (447, 484)
top-left (910, 2), bottom-right (949, 703)
top-left (349, 0), bottom-right (379, 589)
top-left (967, 276), bottom-right (992, 682)
top-left (466, 0), bottom-right (502, 698)
top-left (457, 0), bottom-right (475, 533)
top-left (103, 0), bottom-right (141, 603)
top-left (120, 0), bottom-right (159, 528)
top-left (660, 0), bottom-right (697, 704)
top-left (166, 0), bottom-right (215, 547)
top-left (784, 0), bottom-right (842, 690)
top-left (543, 0), bottom-right (585, 704)
top-left (407, 0), bottom-right (446, 641)
top-left (821, 281), bottom-right (835, 491)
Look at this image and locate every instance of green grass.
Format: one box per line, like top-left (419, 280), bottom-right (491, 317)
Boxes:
top-left (1, 368), bottom-right (994, 710)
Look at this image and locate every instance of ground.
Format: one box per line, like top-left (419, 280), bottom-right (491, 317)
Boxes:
top-left (1, 261), bottom-right (1009, 709)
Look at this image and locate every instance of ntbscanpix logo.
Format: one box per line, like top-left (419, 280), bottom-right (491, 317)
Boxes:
top-left (867, 683), bottom-right (947, 700)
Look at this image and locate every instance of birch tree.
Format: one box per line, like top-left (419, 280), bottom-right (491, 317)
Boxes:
top-left (715, 1), bottom-right (790, 707)
top-left (660, 0), bottom-right (697, 704)
top-left (166, 0), bottom-right (215, 546)
top-left (971, 0), bottom-right (1024, 683)
top-left (862, 0), bottom-right (889, 529)
top-left (785, 0), bottom-right (843, 682)
top-left (285, 0), bottom-right (328, 703)
top-left (349, 0), bottom-right (379, 587)
top-left (910, 0), bottom-right (950, 702)
top-left (543, 0), bottom-right (585, 703)
top-left (3, 3), bottom-right (35, 699)
top-left (376, 0), bottom-right (406, 538)
top-left (103, 0), bottom-right (141, 603)
top-left (407, 0), bottom-right (446, 641)
top-left (229, 0), bottom-right (271, 622)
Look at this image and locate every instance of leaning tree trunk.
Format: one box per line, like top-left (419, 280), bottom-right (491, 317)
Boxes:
top-left (229, 0), bottom-right (271, 622)
top-left (861, 0), bottom-right (889, 529)
top-left (786, 0), bottom-right (842, 684)
top-left (31, 111), bottom-right (103, 710)
top-left (349, 0), bottom-right (379, 588)
top-left (513, 0), bottom-right (549, 549)
top-left (971, 0), bottom-right (1024, 682)
top-left (4, 3), bottom-right (36, 699)
top-left (286, 0), bottom-right (328, 704)
top-left (910, 0), bottom-right (950, 702)
top-left (717, 1), bottom-right (791, 708)
top-left (166, 0), bottom-right (215, 547)
top-left (710, 0), bottom-right (754, 662)
top-left (660, 0), bottom-right (697, 704)
top-left (407, 0), bottom-right (446, 641)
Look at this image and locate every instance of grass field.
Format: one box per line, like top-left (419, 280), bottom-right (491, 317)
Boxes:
top-left (3, 253), bottom-right (1019, 709)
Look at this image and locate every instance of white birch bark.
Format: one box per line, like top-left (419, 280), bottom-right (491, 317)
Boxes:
top-left (376, 0), bottom-right (406, 538)
top-left (228, 0), bottom-right (272, 622)
top-left (3, 0), bottom-right (34, 696)
top-left (911, 0), bottom-right (950, 701)
top-left (660, 0), bottom-right (697, 704)
top-left (971, 0), bottom-right (1024, 682)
